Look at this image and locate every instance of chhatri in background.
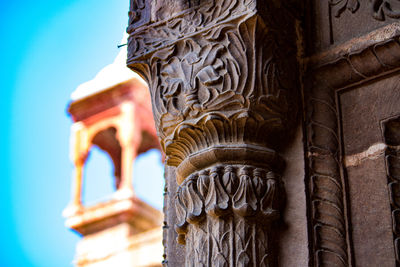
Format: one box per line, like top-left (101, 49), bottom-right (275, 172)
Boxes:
top-left (0, 1), bottom-right (164, 266)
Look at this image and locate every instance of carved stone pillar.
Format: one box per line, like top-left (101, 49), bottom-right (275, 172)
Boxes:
top-left (127, 1), bottom-right (300, 265)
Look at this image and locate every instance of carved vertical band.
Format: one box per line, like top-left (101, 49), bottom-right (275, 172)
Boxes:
top-left (383, 117), bottom-right (400, 264)
top-left (305, 82), bottom-right (348, 266)
top-left (127, 1), bottom-right (299, 266)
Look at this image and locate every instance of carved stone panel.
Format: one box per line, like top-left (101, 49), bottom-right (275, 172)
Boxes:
top-left (308, 0), bottom-right (400, 53)
top-left (340, 74), bottom-right (400, 266)
top-left (305, 20), bottom-right (400, 266)
top-left (128, 0), bottom-right (151, 28)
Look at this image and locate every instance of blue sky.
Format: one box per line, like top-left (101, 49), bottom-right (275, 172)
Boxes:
top-left (1, 1), bottom-right (164, 266)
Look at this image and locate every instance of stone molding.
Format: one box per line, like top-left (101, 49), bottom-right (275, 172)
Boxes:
top-left (383, 116), bottom-right (400, 264)
top-left (305, 26), bottom-right (400, 267)
top-left (65, 196), bottom-right (162, 236)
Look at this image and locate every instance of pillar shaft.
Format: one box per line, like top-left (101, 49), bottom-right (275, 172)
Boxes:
top-left (72, 162), bottom-right (84, 207)
top-left (117, 102), bottom-right (137, 195)
top-left (127, 1), bottom-right (300, 265)
top-left (66, 122), bottom-right (89, 213)
top-left (120, 144), bottom-right (135, 193)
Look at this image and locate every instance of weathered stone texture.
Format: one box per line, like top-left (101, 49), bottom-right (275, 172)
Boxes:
top-left (308, 0), bottom-right (400, 53)
top-left (278, 126), bottom-right (308, 267)
top-left (346, 158), bottom-right (395, 267)
top-left (339, 74), bottom-right (400, 266)
top-left (340, 75), bottom-right (400, 155)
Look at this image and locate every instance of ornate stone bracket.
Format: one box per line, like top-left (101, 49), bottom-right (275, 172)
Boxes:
top-left (127, 1), bottom-right (299, 265)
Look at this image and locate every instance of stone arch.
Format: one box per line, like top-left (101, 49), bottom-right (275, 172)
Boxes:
top-left (90, 126), bottom-right (122, 189)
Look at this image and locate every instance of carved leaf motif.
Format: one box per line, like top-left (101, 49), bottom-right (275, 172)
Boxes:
top-left (329, 0), bottom-right (360, 17)
top-left (183, 52), bottom-right (201, 65)
top-left (372, 0), bottom-right (400, 20)
top-left (232, 170), bottom-right (257, 217)
top-left (127, 0), bottom-right (253, 57)
top-left (150, 45), bottom-right (179, 129)
top-left (253, 169), bottom-right (266, 198)
top-left (211, 230), bottom-right (230, 267)
top-left (184, 179), bottom-right (204, 223)
top-left (258, 58), bottom-right (289, 117)
top-left (205, 169), bottom-right (229, 217)
top-left (191, 225), bottom-right (208, 266)
top-left (260, 173), bottom-right (280, 219)
top-left (199, 36), bottom-right (244, 110)
top-left (189, 224), bottom-right (208, 266)
top-left (203, 25), bottom-right (227, 41)
top-left (148, 18), bottom-right (294, 148)
top-left (175, 188), bottom-right (188, 234)
top-left (174, 165), bottom-right (282, 265)
top-left (260, 254), bottom-right (270, 267)
top-left (161, 58), bottom-right (185, 104)
top-left (235, 220), bottom-right (252, 267)
top-left (257, 227), bottom-right (270, 267)
top-left (159, 40), bottom-right (202, 114)
top-left (196, 65), bottom-right (223, 86)
top-left (128, 0), bottom-right (146, 25)
top-left (222, 166), bottom-right (237, 195)
top-left (197, 171), bottom-right (210, 198)
top-left (154, 23), bottom-right (252, 135)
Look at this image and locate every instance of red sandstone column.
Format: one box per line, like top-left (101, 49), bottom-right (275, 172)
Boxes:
top-left (66, 122), bottom-right (89, 213)
top-left (117, 102), bottom-right (137, 197)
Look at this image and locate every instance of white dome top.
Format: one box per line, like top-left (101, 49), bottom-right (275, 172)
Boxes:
top-left (71, 33), bottom-right (146, 100)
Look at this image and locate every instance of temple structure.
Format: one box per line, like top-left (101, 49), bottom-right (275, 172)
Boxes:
top-left (64, 38), bottom-right (163, 267)
top-left (126, 1), bottom-right (400, 266)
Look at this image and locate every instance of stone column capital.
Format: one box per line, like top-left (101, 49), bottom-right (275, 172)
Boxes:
top-left (127, 1), bottom-right (300, 265)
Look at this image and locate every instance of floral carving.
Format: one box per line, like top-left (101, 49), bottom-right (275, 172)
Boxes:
top-left (176, 165), bottom-right (282, 266)
top-left (127, 0), bottom-right (255, 59)
top-left (145, 17), bottom-right (296, 156)
top-left (129, 0), bottom-right (145, 23)
top-left (148, 28), bottom-right (245, 139)
top-left (158, 39), bottom-right (232, 119)
top-left (328, 0), bottom-right (400, 21)
top-left (372, 0), bottom-right (400, 20)
top-left (128, 0), bottom-right (149, 28)
top-left (329, 0), bottom-right (360, 17)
